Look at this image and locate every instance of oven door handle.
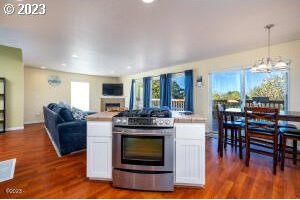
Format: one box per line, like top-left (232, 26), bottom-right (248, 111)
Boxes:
top-left (113, 131), bottom-right (174, 136)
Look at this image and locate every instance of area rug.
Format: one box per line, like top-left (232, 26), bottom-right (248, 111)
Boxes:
top-left (0, 158), bottom-right (16, 182)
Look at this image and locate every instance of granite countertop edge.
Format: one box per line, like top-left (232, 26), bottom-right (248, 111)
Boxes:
top-left (86, 112), bottom-right (207, 123)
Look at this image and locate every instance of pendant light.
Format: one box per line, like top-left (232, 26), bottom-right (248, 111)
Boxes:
top-left (251, 24), bottom-right (290, 73)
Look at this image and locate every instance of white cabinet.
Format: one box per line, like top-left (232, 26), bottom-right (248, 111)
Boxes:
top-left (87, 122), bottom-right (112, 180)
top-left (86, 121), bottom-right (206, 186)
top-left (175, 123), bottom-right (205, 186)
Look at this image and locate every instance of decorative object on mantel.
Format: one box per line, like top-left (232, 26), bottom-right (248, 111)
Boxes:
top-left (251, 24), bottom-right (291, 73)
top-left (48, 75), bottom-right (62, 87)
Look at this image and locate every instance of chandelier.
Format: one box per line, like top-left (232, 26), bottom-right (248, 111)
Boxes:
top-left (251, 24), bottom-right (290, 73)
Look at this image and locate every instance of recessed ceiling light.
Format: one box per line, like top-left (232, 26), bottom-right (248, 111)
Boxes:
top-left (72, 54), bottom-right (78, 58)
top-left (143, 0), bottom-right (154, 3)
top-left (127, 66), bottom-right (132, 69)
top-left (142, 0), bottom-right (155, 3)
top-left (41, 66), bottom-right (46, 69)
top-left (61, 63), bottom-right (67, 66)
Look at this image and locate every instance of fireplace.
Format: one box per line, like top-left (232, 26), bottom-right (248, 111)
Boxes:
top-left (100, 97), bottom-right (125, 112)
top-left (105, 103), bottom-right (121, 111)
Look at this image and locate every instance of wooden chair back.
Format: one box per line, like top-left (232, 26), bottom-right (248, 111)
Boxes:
top-left (244, 107), bottom-right (279, 137)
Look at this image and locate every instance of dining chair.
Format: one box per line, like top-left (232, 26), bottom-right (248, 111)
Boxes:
top-left (244, 107), bottom-right (279, 175)
top-left (280, 128), bottom-right (300, 171)
top-left (217, 104), bottom-right (244, 159)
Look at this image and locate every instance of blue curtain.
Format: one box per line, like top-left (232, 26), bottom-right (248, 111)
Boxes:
top-left (159, 74), bottom-right (172, 109)
top-left (184, 70), bottom-right (194, 112)
top-left (160, 74), bottom-right (166, 108)
top-left (143, 77), bottom-right (151, 109)
top-left (166, 73), bottom-right (172, 109)
top-left (129, 79), bottom-right (135, 110)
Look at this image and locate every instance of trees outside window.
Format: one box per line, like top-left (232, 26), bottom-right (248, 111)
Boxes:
top-left (172, 73), bottom-right (185, 111)
top-left (247, 75), bottom-right (286, 101)
top-left (151, 78), bottom-right (160, 108)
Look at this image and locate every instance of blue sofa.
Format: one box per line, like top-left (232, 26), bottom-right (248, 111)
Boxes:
top-left (43, 104), bottom-right (90, 156)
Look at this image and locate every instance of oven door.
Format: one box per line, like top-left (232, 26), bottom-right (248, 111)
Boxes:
top-left (112, 127), bottom-right (174, 172)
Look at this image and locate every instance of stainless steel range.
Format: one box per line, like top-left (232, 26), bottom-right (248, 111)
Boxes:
top-left (112, 109), bottom-right (175, 191)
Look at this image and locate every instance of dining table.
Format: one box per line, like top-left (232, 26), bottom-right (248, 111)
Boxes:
top-left (222, 108), bottom-right (300, 122)
top-left (218, 108), bottom-right (300, 157)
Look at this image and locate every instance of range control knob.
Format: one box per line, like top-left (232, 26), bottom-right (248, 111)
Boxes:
top-left (158, 119), bottom-right (164, 125)
top-left (165, 120), bottom-right (170, 125)
top-left (152, 119), bottom-right (156, 125)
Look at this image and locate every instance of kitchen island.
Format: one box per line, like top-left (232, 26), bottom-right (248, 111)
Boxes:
top-left (86, 112), bottom-right (207, 187)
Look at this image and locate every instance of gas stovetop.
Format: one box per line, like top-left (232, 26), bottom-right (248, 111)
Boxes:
top-left (113, 109), bottom-right (174, 127)
top-left (114, 108), bottom-right (172, 118)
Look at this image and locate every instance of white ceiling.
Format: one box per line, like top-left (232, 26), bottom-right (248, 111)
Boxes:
top-left (1, 0), bottom-right (300, 77)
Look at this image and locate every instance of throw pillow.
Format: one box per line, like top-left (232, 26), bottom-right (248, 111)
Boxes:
top-left (47, 103), bottom-right (57, 110)
top-left (52, 106), bottom-right (62, 114)
top-left (72, 107), bottom-right (88, 120)
top-left (59, 108), bottom-right (75, 122)
top-left (58, 102), bottom-right (71, 111)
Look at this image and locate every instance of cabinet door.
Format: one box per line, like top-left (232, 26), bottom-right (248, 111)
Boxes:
top-left (175, 138), bottom-right (205, 186)
top-left (87, 137), bottom-right (112, 180)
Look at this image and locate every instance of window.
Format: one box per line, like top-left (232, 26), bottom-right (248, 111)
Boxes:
top-left (133, 72), bottom-right (188, 111)
top-left (134, 79), bottom-right (143, 109)
top-left (171, 73), bottom-right (185, 111)
top-left (71, 81), bottom-right (89, 111)
top-left (151, 77), bottom-right (160, 108)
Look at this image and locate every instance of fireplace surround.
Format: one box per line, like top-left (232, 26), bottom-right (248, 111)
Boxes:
top-left (101, 97), bottom-right (125, 112)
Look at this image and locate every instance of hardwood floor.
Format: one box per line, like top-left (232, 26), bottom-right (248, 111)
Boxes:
top-left (0, 123), bottom-right (299, 198)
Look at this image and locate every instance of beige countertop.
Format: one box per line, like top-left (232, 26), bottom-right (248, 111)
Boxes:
top-left (86, 112), bottom-right (119, 122)
top-left (86, 112), bottom-right (207, 123)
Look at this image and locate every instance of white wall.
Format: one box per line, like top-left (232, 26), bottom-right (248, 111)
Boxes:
top-left (24, 67), bottom-right (120, 124)
top-left (120, 40), bottom-right (300, 129)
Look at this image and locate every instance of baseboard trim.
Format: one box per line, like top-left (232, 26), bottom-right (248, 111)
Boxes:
top-left (44, 126), bottom-right (62, 157)
top-left (6, 127), bottom-right (24, 131)
top-left (24, 120), bottom-right (44, 125)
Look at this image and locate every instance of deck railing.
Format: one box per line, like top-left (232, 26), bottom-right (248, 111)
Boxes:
top-left (212, 99), bottom-right (285, 118)
top-left (151, 99), bottom-right (185, 111)
top-left (211, 99), bottom-right (285, 131)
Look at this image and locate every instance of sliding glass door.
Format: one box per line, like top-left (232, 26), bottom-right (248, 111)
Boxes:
top-left (209, 68), bottom-right (288, 132)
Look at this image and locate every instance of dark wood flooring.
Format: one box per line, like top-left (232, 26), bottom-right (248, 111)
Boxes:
top-left (0, 123), bottom-right (299, 198)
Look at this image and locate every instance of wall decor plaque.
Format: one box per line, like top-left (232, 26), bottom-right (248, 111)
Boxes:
top-left (48, 75), bottom-right (61, 87)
